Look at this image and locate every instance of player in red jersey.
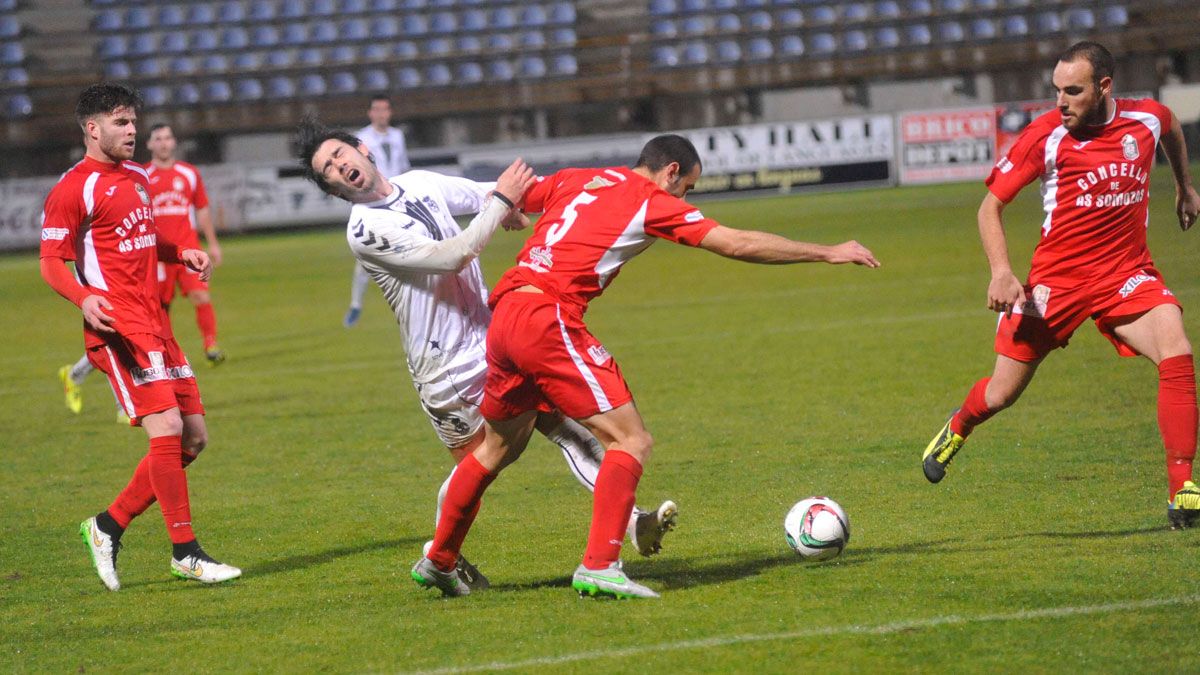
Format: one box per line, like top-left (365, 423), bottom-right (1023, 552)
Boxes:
top-left (921, 42), bottom-right (1200, 529)
top-left (146, 123), bottom-right (226, 365)
top-left (40, 83), bottom-right (240, 590)
top-left (411, 134), bottom-right (879, 598)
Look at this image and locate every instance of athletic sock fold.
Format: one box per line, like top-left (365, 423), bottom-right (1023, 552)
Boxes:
top-left (583, 449), bottom-right (643, 570)
top-left (95, 510), bottom-right (125, 540)
top-left (1159, 354), bottom-right (1197, 500)
top-left (950, 377), bottom-right (997, 438)
top-left (147, 435), bottom-right (195, 544)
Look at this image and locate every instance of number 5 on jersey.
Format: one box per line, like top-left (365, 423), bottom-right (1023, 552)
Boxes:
top-left (544, 192), bottom-right (598, 246)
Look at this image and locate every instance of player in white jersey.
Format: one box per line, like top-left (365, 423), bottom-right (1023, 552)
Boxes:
top-left (344, 95), bottom-right (412, 328)
top-left (297, 117), bottom-right (677, 586)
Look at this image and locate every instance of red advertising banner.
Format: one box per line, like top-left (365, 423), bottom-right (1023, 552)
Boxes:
top-left (898, 107), bottom-right (997, 185)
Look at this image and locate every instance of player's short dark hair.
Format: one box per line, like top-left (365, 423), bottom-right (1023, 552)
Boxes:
top-left (635, 134), bottom-right (703, 177)
top-left (296, 114), bottom-right (363, 195)
top-left (148, 122), bottom-right (172, 135)
top-left (75, 82), bottom-right (142, 127)
top-left (1059, 41), bottom-right (1114, 86)
top-left (369, 94), bottom-right (390, 105)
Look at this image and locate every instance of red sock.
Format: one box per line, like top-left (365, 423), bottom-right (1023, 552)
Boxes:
top-left (583, 449), bottom-right (642, 570)
top-left (950, 377), bottom-right (997, 438)
top-left (147, 435), bottom-right (195, 543)
top-left (1159, 354), bottom-right (1197, 500)
top-left (195, 302), bottom-right (218, 350)
top-left (428, 454), bottom-right (495, 572)
top-left (108, 455), bottom-right (156, 528)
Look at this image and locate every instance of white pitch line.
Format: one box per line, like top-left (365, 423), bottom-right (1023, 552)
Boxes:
top-left (411, 594), bottom-right (1200, 674)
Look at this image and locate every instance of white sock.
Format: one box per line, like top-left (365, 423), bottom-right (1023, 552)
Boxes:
top-left (541, 416), bottom-right (644, 534)
top-left (349, 262), bottom-right (370, 310)
top-left (435, 466), bottom-right (455, 529)
top-left (69, 354), bottom-right (93, 384)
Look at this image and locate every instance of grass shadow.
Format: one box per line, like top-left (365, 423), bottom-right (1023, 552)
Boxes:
top-left (1001, 526), bottom-right (1165, 541)
top-left (252, 536), bottom-right (426, 577)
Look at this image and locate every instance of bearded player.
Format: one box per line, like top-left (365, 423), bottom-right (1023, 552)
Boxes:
top-left (41, 83), bottom-right (240, 590)
top-left (921, 42), bottom-right (1200, 529)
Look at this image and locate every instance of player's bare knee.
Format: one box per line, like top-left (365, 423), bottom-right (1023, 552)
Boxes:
top-left (183, 430), bottom-right (207, 455)
top-left (618, 430), bottom-right (654, 462)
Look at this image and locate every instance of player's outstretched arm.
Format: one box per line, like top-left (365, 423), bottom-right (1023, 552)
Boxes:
top-left (696, 225), bottom-right (880, 267)
top-left (1160, 110), bottom-right (1200, 231)
top-left (39, 256), bottom-right (115, 333)
top-left (978, 192), bottom-right (1025, 316)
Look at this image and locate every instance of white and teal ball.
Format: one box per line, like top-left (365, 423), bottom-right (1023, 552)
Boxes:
top-left (784, 497), bottom-right (850, 561)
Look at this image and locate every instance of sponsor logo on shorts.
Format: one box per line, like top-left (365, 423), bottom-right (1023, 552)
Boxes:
top-left (684, 210), bottom-right (704, 223)
top-left (1018, 284), bottom-right (1051, 318)
top-left (1118, 272), bottom-right (1156, 298)
top-left (1121, 133), bottom-right (1139, 160)
top-left (41, 227), bottom-right (69, 241)
top-left (587, 344), bottom-right (611, 366)
top-left (167, 365), bottom-right (194, 380)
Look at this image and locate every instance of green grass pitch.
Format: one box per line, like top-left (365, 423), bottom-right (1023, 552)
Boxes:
top-left (2, 167), bottom-right (1198, 672)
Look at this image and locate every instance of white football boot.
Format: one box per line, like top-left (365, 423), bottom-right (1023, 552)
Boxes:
top-left (79, 517), bottom-right (121, 591)
top-left (628, 500), bottom-right (678, 557)
top-left (171, 554), bottom-right (242, 584)
top-left (422, 540), bottom-right (489, 591)
top-left (572, 563), bottom-right (659, 599)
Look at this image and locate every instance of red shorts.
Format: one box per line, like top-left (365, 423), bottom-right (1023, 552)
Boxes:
top-left (87, 331), bottom-right (204, 426)
top-left (995, 266), bottom-right (1181, 362)
top-left (158, 261), bottom-right (208, 305)
top-left (481, 292), bottom-right (633, 421)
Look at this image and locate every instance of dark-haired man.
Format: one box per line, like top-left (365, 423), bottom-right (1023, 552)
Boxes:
top-left (921, 42), bottom-right (1200, 529)
top-left (418, 134), bottom-right (879, 599)
top-left (295, 118), bottom-right (680, 590)
top-left (41, 82), bottom-right (240, 590)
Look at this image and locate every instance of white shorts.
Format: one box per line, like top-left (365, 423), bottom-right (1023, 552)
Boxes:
top-left (413, 352), bottom-right (487, 449)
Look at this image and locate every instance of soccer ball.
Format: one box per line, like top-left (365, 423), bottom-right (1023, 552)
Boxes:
top-left (784, 497), bottom-right (850, 561)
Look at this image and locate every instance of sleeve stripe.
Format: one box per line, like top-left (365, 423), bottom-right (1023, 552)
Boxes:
top-left (175, 163), bottom-right (198, 192)
top-left (82, 172), bottom-right (100, 217)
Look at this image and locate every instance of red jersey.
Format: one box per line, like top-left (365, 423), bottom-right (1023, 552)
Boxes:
top-left (985, 97), bottom-right (1171, 286)
top-left (490, 167), bottom-right (719, 315)
top-left (40, 156), bottom-right (166, 347)
top-left (145, 160), bottom-right (208, 249)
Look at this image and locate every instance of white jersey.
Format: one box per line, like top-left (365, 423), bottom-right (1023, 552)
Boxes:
top-left (357, 124), bottom-right (410, 178)
top-left (346, 170), bottom-right (505, 383)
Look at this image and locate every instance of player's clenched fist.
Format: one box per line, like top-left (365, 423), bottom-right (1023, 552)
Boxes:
top-left (987, 272), bottom-right (1025, 317)
top-left (825, 240), bottom-right (881, 268)
top-left (1177, 185), bottom-right (1200, 231)
top-left (180, 248), bottom-right (213, 281)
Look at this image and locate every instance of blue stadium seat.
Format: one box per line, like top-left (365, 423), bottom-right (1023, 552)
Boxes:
top-left (650, 45), bottom-right (678, 68)
top-left (809, 6), bottom-right (836, 24)
top-left (743, 36), bottom-right (772, 60)
top-left (104, 61), bottom-right (132, 79)
top-left (394, 66), bottom-right (422, 88)
top-left (93, 9), bottom-right (121, 31)
top-left (235, 78), bottom-right (264, 101)
top-left (906, 23), bottom-right (932, 44)
top-left (168, 56), bottom-right (197, 76)
top-left (394, 41), bottom-right (419, 59)
top-left (2, 66), bottom-right (28, 86)
top-left (777, 8), bottom-right (804, 28)
top-left (0, 42), bottom-right (22, 65)
top-left (1064, 8), bottom-right (1094, 31)
top-left (1101, 5), bottom-right (1127, 27)
top-left (98, 36), bottom-right (127, 59)
top-left (311, 0), bottom-right (337, 15)
top-left (843, 30), bottom-right (868, 52)
top-left (371, 17), bottom-right (400, 39)
top-left (428, 0), bottom-right (454, 7)
top-left (430, 11), bottom-right (457, 33)
top-left (777, 34), bottom-right (804, 58)
top-left (187, 4), bottom-right (217, 24)
top-left (249, 2), bottom-right (278, 21)
top-left (342, 19), bottom-right (369, 40)
top-left (402, 14), bottom-right (428, 35)
top-left (279, 1), bottom-right (307, 19)
top-left (461, 9), bottom-right (487, 30)
top-left (201, 54), bottom-right (230, 72)
top-left (907, 0), bottom-right (934, 15)
top-left (679, 16), bottom-right (708, 35)
top-left (233, 52), bottom-right (264, 69)
top-left (281, 24), bottom-right (309, 45)
top-left (487, 59), bottom-right (516, 81)
top-left (160, 32), bottom-right (189, 54)
top-left (970, 18), bottom-right (996, 39)
top-left (549, 3), bottom-right (576, 24)
top-left (142, 85), bottom-right (169, 108)
top-left (125, 6), bottom-right (152, 30)
top-left (455, 62), bottom-right (484, 84)
top-left (876, 26), bottom-right (900, 48)
top-left (746, 11), bottom-right (772, 31)
top-left (3, 93), bottom-right (32, 119)
top-left (1035, 11), bottom-right (1062, 33)
top-left (651, 19), bottom-right (677, 38)
top-left (190, 30), bottom-right (220, 52)
top-left (129, 34), bottom-right (157, 56)
top-left (680, 42), bottom-right (710, 65)
top-left (550, 53), bottom-right (577, 75)
top-left (876, 1), bottom-right (901, 19)
top-left (298, 73), bottom-right (327, 96)
top-left (133, 58), bottom-right (163, 78)
top-left (712, 0), bottom-right (737, 9)
top-left (424, 63), bottom-right (452, 86)
top-left (741, 0), bottom-right (769, 7)
top-left (972, 0), bottom-right (997, 8)
top-left (0, 16), bottom-right (20, 40)
top-left (341, 0), bottom-right (369, 12)
top-left (715, 14), bottom-right (741, 32)
top-left (843, 3), bottom-right (871, 22)
top-left (680, 0), bottom-right (707, 12)
top-left (267, 76), bottom-right (296, 99)
top-left (359, 43), bottom-right (389, 60)
top-left (221, 27), bottom-right (250, 50)
top-left (936, 20), bottom-right (965, 42)
top-left (312, 21), bottom-right (338, 43)
top-left (362, 68), bottom-right (388, 89)
top-left (371, 0), bottom-right (399, 9)
top-left (457, 35), bottom-right (482, 52)
top-left (517, 55), bottom-right (547, 78)
top-left (266, 49), bottom-right (297, 68)
top-left (298, 47), bottom-right (323, 66)
top-left (521, 30), bottom-right (546, 48)
top-left (425, 37), bottom-right (452, 55)
top-left (649, 0), bottom-right (676, 16)
top-left (252, 25), bottom-right (281, 47)
top-left (175, 83), bottom-right (202, 105)
top-left (219, 1), bottom-right (246, 23)
top-left (487, 33), bottom-right (515, 51)
top-left (204, 80), bottom-right (233, 102)
top-left (809, 32), bottom-right (836, 54)
top-left (401, 0), bottom-right (427, 8)
top-left (714, 40), bottom-right (741, 63)
top-left (329, 71), bottom-right (357, 94)
top-left (0, 0), bottom-right (16, 10)
top-left (1002, 15), bottom-right (1028, 36)
top-left (491, 7), bottom-right (518, 29)
top-left (550, 28), bottom-right (577, 46)
top-left (520, 5), bottom-right (548, 26)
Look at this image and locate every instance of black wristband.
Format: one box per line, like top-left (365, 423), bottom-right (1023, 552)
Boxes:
top-left (492, 192), bottom-right (514, 209)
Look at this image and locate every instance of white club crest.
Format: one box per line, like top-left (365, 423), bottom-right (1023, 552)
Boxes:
top-left (1121, 133), bottom-right (1139, 160)
top-left (134, 183), bottom-right (150, 205)
top-left (173, 177), bottom-right (185, 191)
